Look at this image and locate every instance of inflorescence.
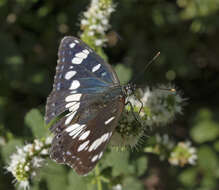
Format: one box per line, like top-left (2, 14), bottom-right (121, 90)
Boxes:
top-left (111, 84), bottom-right (186, 148)
top-left (6, 136), bottom-right (52, 190)
top-left (80, 0), bottom-right (115, 49)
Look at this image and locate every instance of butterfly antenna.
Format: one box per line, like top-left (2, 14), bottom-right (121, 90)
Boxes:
top-left (158, 87), bottom-right (176, 92)
top-left (131, 51), bottom-right (160, 83)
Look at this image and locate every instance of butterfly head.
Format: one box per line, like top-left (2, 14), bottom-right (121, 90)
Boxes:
top-left (123, 83), bottom-right (136, 97)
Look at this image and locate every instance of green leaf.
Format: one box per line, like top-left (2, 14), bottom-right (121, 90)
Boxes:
top-left (32, 160), bottom-right (68, 190)
top-left (1, 138), bottom-right (22, 161)
top-left (197, 146), bottom-right (219, 176)
top-left (122, 177), bottom-right (144, 190)
top-left (178, 168), bottom-right (197, 187)
top-left (67, 171), bottom-right (89, 190)
top-left (200, 175), bottom-right (217, 189)
top-left (102, 150), bottom-right (134, 176)
top-left (135, 156), bottom-right (148, 176)
top-left (25, 109), bottom-right (47, 138)
top-left (213, 140), bottom-right (219, 152)
top-left (114, 64), bottom-right (132, 84)
top-left (190, 109), bottom-right (219, 143)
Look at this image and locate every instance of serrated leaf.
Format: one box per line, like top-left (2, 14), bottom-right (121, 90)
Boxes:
top-left (25, 109), bottom-right (47, 138)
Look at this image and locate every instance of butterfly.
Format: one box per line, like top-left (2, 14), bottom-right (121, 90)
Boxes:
top-left (45, 36), bottom-right (135, 175)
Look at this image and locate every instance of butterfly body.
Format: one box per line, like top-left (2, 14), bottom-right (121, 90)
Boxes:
top-left (45, 36), bottom-right (133, 175)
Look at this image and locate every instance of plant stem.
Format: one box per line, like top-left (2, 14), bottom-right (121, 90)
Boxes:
top-left (95, 165), bottom-right (102, 190)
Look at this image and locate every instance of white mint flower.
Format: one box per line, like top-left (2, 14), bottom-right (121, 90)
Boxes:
top-left (112, 184), bottom-right (122, 190)
top-left (95, 39), bottom-right (103, 46)
top-left (18, 180), bottom-right (30, 190)
top-left (45, 136), bottom-right (53, 145)
top-left (88, 31), bottom-right (95, 36)
top-left (168, 141), bottom-right (197, 166)
top-left (6, 136), bottom-right (52, 189)
top-left (144, 134), bottom-right (197, 166)
top-left (128, 85), bottom-right (185, 127)
top-left (81, 19), bottom-right (88, 26)
top-left (116, 84), bottom-right (185, 148)
top-left (80, 0), bottom-right (115, 48)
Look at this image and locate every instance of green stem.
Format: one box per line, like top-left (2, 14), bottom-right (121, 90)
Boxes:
top-left (95, 165), bottom-right (102, 190)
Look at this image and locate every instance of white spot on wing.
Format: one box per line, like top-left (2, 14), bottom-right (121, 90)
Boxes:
top-left (77, 140), bottom-right (90, 152)
top-left (82, 49), bottom-right (90, 54)
top-left (98, 152), bottom-right (103, 159)
top-left (65, 94), bottom-right (82, 102)
top-left (88, 133), bottom-right (109, 152)
top-left (91, 154), bottom-right (99, 162)
top-left (69, 43), bottom-right (76, 48)
top-left (72, 57), bottom-right (83, 64)
top-left (56, 83), bottom-right (61, 90)
top-left (65, 112), bottom-right (75, 125)
top-left (79, 130), bottom-right (90, 141)
top-left (65, 123), bottom-right (80, 132)
top-left (101, 72), bottom-right (107, 77)
top-left (102, 133), bottom-right (109, 142)
top-left (75, 52), bottom-right (88, 59)
top-left (69, 80), bottom-right (80, 90)
top-left (65, 124), bottom-right (86, 138)
top-left (104, 116), bottom-right (115, 125)
top-left (92, 64), bottom-right (101, 72)
top-left (70, 126), bottom-right (84, 138)
top-left (69, 103), bottom-right (80, 112)
top-left (109, 132), bottom-right (113, 137)
top-left (65, 102), bottom-right (77, 108)
top-left (65, 71), bottom-right (77, 80)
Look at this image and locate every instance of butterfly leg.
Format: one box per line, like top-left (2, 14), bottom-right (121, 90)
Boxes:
top-left (134, 95), bottom-right (144, 114)
top-left (125, 101), bottom-right (142, 125)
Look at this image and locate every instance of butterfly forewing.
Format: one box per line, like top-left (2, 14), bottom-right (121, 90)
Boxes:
top-left (46, 36), bottom-right (120, 124)
top-left (46, 36), bottom-right (125, 175)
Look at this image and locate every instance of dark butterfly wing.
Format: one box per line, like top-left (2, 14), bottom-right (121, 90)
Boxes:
top-left (45, 36), bottom-right (125, 175)
top-left (45, 36), bottom-right (120, 126)
top-left (50, 95), bottom-right (124, 175)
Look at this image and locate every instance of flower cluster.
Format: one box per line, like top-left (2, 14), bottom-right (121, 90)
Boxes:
top-left (145, 134), bottom-right (197, 166)
top-left (136, 84), bottom-right (185, 126)
top-left (110, 110), bottom-right (144, 148)
top-left (112, 84), bottom-right (185, 148)
top-left (80, 0), bottom-right (115, 49)
top-left (169, 141), bottom-right (197, 166)
top-left (6, 136), bottom-right (52, 190)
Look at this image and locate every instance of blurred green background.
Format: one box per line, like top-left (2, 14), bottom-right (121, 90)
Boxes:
top-left (0, 0), bottom-right (219, 189)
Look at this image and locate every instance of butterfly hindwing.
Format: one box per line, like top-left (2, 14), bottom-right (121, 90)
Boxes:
top-left (50, 97), bottom-right (124, 175)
